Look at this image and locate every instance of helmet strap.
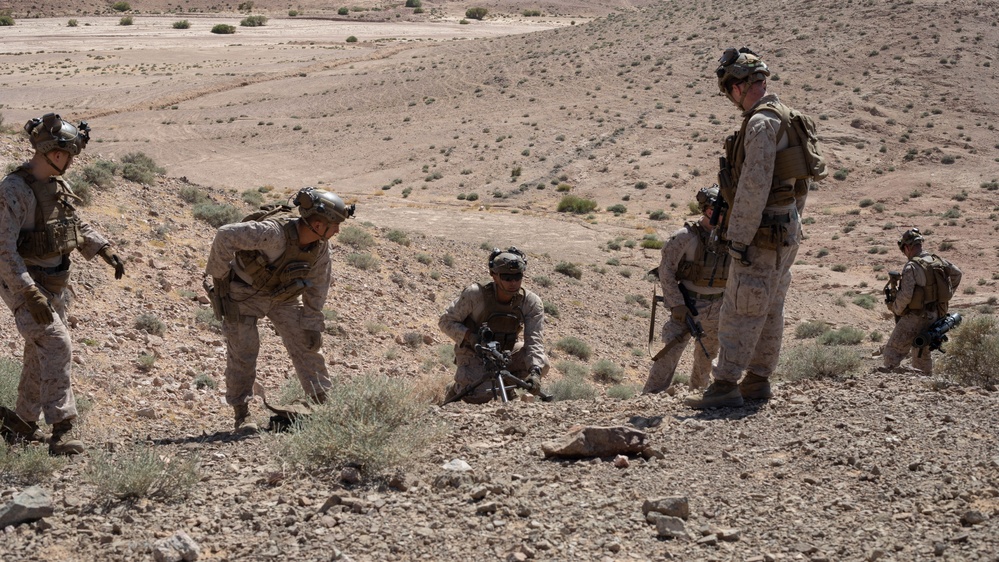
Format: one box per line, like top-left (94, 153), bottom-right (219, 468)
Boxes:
top-left (42, 151), bottom-right (68, 176)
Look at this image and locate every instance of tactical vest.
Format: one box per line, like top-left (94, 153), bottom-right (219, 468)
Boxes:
top-left (463, 282), bottom-right (525, 352)
top-left (13, 167), bottom-right (86, 261)
top-left (906, 254), bottom-right (953, 315)
top-left (233, 218), bottom-right (327, 302)
top-left (675, 222), bottom-right (729, 288)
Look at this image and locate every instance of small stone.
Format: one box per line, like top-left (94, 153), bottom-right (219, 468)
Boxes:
top-left (655, 515), bottom-right (686, 539)
top-left (136, 407), bottom-right (157, 419)
top-left (960, 510), bottom-right (986, 526)
top-left (718, 528), bottom-right (741, 542)
top-left (476, 502), bottom-right (497, 515)
top-left (642, 496), bottom-right (690, 520)
top-left (152, 530), bottom-right (200, 562)
top-left (340, 467), bottom-right (362, 485)
top-left (933, 542), bottom-right (946, 556)
top-left (696, 533), bottom-right (718, 546)
top-left (443, 459), bottom-right (472, 472)
top-left (613, 455), bottom-right (629, 468)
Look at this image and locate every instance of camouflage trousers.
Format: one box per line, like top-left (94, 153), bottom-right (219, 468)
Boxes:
top-left (713, 241), bottom-right (799, 384)
top-left (447, 344), bottom-right (547, 404)
top-left (644, 296), bottom-right (722, 393)
top-left (12, 288), bottom-right (77, 425)
top-left (222, 285), bottom-right (332, 406)
top-left (883, 311), bottom-right (936, 374)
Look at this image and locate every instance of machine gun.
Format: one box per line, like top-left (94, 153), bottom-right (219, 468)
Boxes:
top-left (678, 284), bottom-right (711, 360)
top-left (441, 326), bottom-right (553, 406)
top-left (913, 312), bottom-right (962, 354)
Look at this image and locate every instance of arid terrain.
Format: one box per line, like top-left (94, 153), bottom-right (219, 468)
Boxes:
top-left (1, 0), bottom-right (998, 560)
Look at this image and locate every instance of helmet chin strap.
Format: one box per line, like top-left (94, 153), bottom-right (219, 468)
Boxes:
top-left (43, 151), bottom-right (69, 176)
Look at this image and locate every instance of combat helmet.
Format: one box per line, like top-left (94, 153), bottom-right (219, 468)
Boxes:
top-left (897, 227), bottom-right (924, 250)
top-left (489, 247), bottom-right (527, 274)
top-left (716, 47), bottom-right (770, 95)
top-left (24, 113), bottom-right (90, 156)
top-left (695, 184), bottom-right (721, 213)
top-left (294, 187), bottom-right (355, 224)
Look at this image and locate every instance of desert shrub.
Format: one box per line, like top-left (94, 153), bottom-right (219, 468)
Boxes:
top-left (777, 343), bottom-right (863, 381)
top-left (67, 19), bottom-right (78, 27)
top-left (817, 326), bottom-right (866, 346)
top-left (134, 313), bottom-right (166, 336)
top-left (240, 15), bottom-right (267, 27)
top-left (607, 204), bottom-right (627, 216)
top-left (522, 9), bottom-right (541, 16)
top-left (278, 374), bottom-right (444, 477)
top-left (466, 192), bottom-right (479, 201)
top-left (81, 160), bottom-right (118, 189)
top-left (405, 0), bottom-right (421, 6)
top-left (211, 24), bottom-right (236, 34)
top-left (591, 359), bottom-right (623, 383)
top-left (443, 253), bottom-right (454, 267)
top-left (241, 189), bottom-right (263, 206)
top-left (0, 357), bottom-right (19, 408)
top-left (940, 315), bottom-right (999, 388)
top-left (557, 194), bottom-right (597, 214)
top-left (859, 198), bottom-right (874, 208)
top-left (237, 0), bottom-right (254, 9)
top-left (346, 253), bottom-right (380, 271)
top-left (192, 202), bottom-right (241, 227)
top-left (401, 332), bottom-right (423, 349)
top-left (0, 14), bottom-right (15, 26)
top-left (640, 234), bottom-right (664, 249)
top-left (606, 384), bottom-right (638, 400)
top-left (648, 210), bottom-right (667, 221)
top-left (554, 261), bottom-right (582, 279)
top-left (546, 372), bottom-right (596, 401)
top-left (338, 225), bottom-right (374, 250)
top-left (415, 253), bottom-right (432, 265)
top-left (112, 1), bottom-right (131, 11)
top-left (172, 19), bottom-right (190, 28)
top-left (136, 353), bottom-right (157, 371)
top-left (386, 229), bottom-right (411, 246)
top-left (288, 10), bottom-right (299, 16)
top-left (0, 441), bottom-right (65, 485)
top-left (556, 336), bottom-right (592, 361)
top-left (193, 373), bottom-right (217, 390)
top-left (795, 320), bottom-right (830, 339)
top-left (533, 275), bottom-right (552, 288)
top-left (346, 35), bottom-right (358, 43)
top-left (852, 294), bottom-right (877, 310)
top-left (85, 445), bottom-right (199, 501)
top-left (543, 301), bottom-right (560, 318)
top-left (179, 185), bottom-right (208, 204)
top-left (465, 7), bottom-right (488, 19)
top-left (338, 7), bottom-right (349, 15)
top-left (119, 16), bottom-right (133, 26)
top-left (120, 152), bottom-right (164, 185)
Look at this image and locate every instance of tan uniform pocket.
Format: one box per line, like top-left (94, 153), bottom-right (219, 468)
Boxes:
top-left (733, 273), bottom-right (768, 316)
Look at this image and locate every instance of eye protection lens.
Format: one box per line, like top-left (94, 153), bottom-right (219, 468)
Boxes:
top-left (499, 273), bottom-right (523, 282)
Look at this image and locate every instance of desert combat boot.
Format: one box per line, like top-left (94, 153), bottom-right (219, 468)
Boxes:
top-left (739, 373), bottom-right (773, 400)
top-left (49, 420), bottom-right (85, 456)
top-left (233, 403), bottom-right (259, 434)
top-left (684, 380), bottom-right (744, 410)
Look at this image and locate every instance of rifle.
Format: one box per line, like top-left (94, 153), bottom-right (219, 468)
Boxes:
top-left (883, 270), bottom-right (901, 324)
top-left (913, 313), bottom-right (962, 355)
top-left (441, 326), bottom-right (553, 406)
top-left (678, 283), bottom-right (711, 360)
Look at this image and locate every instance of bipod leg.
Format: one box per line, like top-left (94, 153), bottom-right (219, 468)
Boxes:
top-left (497, 373), bottom-right (510, 403)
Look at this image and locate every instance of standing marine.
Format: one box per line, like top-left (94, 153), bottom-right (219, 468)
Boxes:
top-left (687, 47), bottom-right (825, 409)
top-left (0, 113), bottom-right (126, 454)
top-left (881, 228), bottom-right (962, 374)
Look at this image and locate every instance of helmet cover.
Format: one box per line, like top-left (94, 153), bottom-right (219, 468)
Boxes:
top-left (24, 113), bottom-right (90, 156)
top-left (695, 184), bottom-right (721, 213)
top-left (716, 47), bottom-right (770, 94)
top-left (295, 187), bottom-right (355, 224)
top-left (897, 228), bottom-right (924, 249)
top-left (489, 247), bottom-right (527, 274)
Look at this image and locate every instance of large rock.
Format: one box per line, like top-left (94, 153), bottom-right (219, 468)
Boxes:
top-left (0, 486), bottom-right (54, 528)
top-left (541, 425), bottom-right (647, 458)
top-left (152, 531), bottom-right (201, 562)
top-left (643, 496), bottom-right (690, 520)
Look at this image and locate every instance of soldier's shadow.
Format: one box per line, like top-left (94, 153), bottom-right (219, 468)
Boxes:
top-left (673, 399), bottom-right (768, 422)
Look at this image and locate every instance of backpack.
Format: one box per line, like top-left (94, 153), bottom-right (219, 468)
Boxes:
top-left (772, 104), bottom-right (828, 183)
top-left (241, 203), bottom-right (295, 223)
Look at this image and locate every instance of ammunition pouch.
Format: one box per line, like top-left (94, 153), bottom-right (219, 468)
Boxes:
top-left (17, 218), bottom-right (84, 261)
top-left (752, 213), bottom-right (792, 251)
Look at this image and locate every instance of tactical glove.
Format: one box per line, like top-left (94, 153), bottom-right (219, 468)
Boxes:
top-left (98, 246), bottom-right (125, 280)
top-left (23, 285), bottom-right (53, 325)
top-left (670, 305), bottom-right (688, 323)
top-left (728, 241), bottom-right (751, 266)
top-left (525, 368), bottom-right (542, 393)
top-left (304, 330), bottom-right (323, 352)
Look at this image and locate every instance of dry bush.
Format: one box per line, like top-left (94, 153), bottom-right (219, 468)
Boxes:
top-left (777, 343), bottom-right (863, 381)
top-left (940, 315), bottom-right (999, 388)
top-left (555, 337), bottom-right (592, 361)
top-left (546, 373), bottom-right (596, 402)
top-left (85, 445), bottom-right (200, 502)
top-left (278, 374), bottom-right (444, 477)
top-left (0, 443), bottom-right (65, 485)
top-left (0, 357), bottom-right (18, 408)
top-left (591, 359), bottom-right (624, 383)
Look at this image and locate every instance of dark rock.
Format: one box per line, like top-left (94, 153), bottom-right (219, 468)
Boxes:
top-left (541, 425), bottom-right (647, 458)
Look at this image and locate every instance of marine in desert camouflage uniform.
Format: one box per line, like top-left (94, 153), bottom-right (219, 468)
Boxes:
top-left (439, 248), bottom-right (548, 404)
top-left (881, 228), bottom-right (962, 374)
top-left (687, 48), bottom-right (811, 409)
top-left (205, 187), bottom-right (353, 432)
top-left (0, 113), bottom-right (125, 455)
top-left (644, 186), bottom-right (729, 393)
